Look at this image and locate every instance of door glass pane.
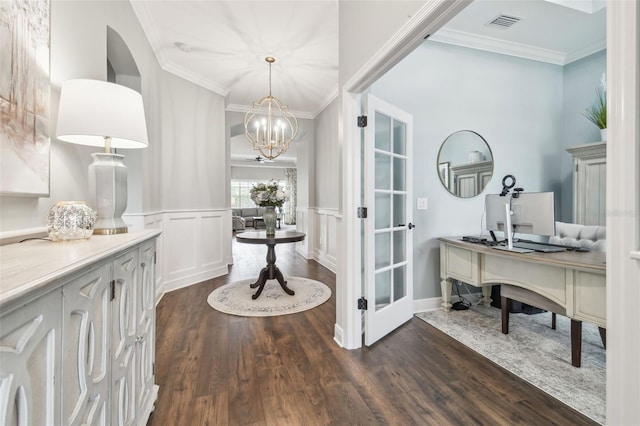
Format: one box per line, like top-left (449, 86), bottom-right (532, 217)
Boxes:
top-left (375, 192), bottom-right (391, 229)
top-left (393, 194), bottom-right (405, 227)
top-left (375, 270), bottom-right (391, 310)
top-left (393, 120), bottom-right (406, 155)
top-left (375, 232), bottom-right (390, 270)
top-left (393, 157), bottom-right (405, 191)
top-left (375, 112), bottom-right (391, 151)
top-left (393, 230), bottom-right (406, 264)
top-left (393, 266), bottom-right (406, 301)
top-left (375, 153), bottom-right (390, 190)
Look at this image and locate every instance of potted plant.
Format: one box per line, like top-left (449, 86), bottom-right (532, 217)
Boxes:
top-left (583, 73), bottom-right (607, 141)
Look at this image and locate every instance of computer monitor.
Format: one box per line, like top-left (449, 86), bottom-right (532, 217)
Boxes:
top-left (485, 192), bottom-right (555, 237)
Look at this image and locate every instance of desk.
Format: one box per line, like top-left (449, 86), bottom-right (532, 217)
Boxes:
top-left (439, 237), bottom-right (606, 328)
top-left (236, 231), bottom-right (305, 299)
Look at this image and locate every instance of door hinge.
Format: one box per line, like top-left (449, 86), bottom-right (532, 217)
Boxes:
top-left (152, 362), bottom-right (155, 375)
top-left (154, 251), bottom-right (157, 265)
top-left (358, 297), bottom-right (368, 310)
top-left (357, 207), bottom-right (368, 218)
top-left (357, 115), bottom-right (367, 128)
top-left (575, 163), bottom-right (578, 172)
top-left (110, 280), bottom-right (116, 301)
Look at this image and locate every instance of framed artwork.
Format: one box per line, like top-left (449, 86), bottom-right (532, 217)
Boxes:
top-left (0, 0), bottom-right (51, 196)
top-left (438, 161), bottom-right (450, 189)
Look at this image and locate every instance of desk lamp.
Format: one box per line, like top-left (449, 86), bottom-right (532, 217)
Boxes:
top-left (56, 79), bottom-right (148, 234)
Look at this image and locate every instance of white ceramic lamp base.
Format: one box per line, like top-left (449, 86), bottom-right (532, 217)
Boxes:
top-left (89, 152), bottom-right (128, 234)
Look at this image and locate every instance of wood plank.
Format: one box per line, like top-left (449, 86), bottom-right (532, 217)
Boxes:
top-left (147, 236), bottom-right (598, 426)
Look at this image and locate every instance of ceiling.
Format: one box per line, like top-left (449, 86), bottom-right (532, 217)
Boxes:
top-left (130, 0), bottom-right (605, 164)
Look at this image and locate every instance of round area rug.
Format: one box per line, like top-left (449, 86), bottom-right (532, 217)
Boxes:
top-left (207, 277), bottom-right (331, 317)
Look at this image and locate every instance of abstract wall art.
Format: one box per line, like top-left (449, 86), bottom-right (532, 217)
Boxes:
top-left (0, 0), bottom-right (50, 196)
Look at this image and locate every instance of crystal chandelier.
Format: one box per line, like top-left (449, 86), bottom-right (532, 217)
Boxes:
top-left (244, 57), bottom-right (298, 160)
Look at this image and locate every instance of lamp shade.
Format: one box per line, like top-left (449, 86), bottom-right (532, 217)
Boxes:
top-left (56, 79), bottom-right (148, 149)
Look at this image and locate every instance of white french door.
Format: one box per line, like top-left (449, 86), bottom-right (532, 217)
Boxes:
top-left (364, 95), bottom-right (414, 346)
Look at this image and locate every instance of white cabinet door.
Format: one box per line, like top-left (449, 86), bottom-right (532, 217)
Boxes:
top-left (136, 240), bottom-right (157, 420)
top-left (568, 142), bottom-right (606, 226)
top-left (111, 247), bottom-right (139, 426)
top-left (0, 290), bottom-right (62, 426)
top-left (62, 263), bottom-right (113, 426)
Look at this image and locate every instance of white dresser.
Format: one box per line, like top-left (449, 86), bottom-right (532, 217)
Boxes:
top-left (0, 229), bottom-right (161, 426)
top-left (567, 142), bottom-right (606, 226)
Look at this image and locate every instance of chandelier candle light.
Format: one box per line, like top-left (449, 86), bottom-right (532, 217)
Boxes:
top-left (244, 57), bottom-right (298, 160)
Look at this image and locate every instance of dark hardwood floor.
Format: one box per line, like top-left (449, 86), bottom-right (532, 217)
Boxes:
top-left (147, 236), bottom-right (597, 425)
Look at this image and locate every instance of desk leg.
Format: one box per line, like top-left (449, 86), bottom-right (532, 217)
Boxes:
top-left (481, 286), bottom-right (492, 306)
top-left (441, 278), bottom-right (453, 311)
top-left (571, 320), bottom-right (582, 367)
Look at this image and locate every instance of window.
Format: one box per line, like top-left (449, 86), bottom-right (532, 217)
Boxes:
top-left (230, 180), bottom-right (287, 208)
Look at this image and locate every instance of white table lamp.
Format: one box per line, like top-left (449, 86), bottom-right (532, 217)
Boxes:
top-left (56, 79), bottom-right (148, 234)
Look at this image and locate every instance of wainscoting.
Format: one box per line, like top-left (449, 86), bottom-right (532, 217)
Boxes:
top-left (126, 207), bottom-right (339, 302)
top-left (126, 209), bottom-right (233, 301)
top-left (296, 207), bottom-right (340, 273)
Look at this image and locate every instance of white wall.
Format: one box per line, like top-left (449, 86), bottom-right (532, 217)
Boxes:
top-left (1, 1), bottom-right (230, 296)
top-left (370, 41), bottom-right (564, 300)
top-left (313, 97), bottom-right (340, 209)
top-left (231, 166), bottom-right (287, 181)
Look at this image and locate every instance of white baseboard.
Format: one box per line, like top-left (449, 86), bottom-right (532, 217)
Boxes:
top-left (333, 323), bottom-right (344, 347)
top-left (162, 264), bottom-right (228, 293)
top-left (413, 297), bottom-right (443, 313)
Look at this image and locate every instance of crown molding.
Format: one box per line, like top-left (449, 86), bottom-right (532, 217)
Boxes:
top-left (311, 87), bottom-right (339, 119)
top-left (226, 104), bottom-right (315, 120)
top-left (430, 28), bottom-right (568, 65)
top-left (431, 28), bottom-right (606, 66)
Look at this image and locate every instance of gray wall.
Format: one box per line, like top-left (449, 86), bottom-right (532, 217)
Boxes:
top-left (371, 41), bottom-right (566, 300)
top-left (559, 51), bottom-right (607, 222)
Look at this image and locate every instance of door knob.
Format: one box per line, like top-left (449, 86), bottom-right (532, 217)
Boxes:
top-left (408, 223), bottom-right (415, 229)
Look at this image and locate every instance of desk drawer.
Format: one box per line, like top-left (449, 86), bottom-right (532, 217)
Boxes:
top-left (573, 271), bottom-right (606, 327)
top-left (441, 244), bottom-right (479, 285)
top-left (482, 255), bottom-right (567, 307)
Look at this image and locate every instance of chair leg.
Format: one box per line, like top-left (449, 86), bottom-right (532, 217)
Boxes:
top-left (501, 296), bottom-right (510, 334)
top-left (598, 327), bottom-right (606, 349)
top-left (551, 312), bottom-right (556, 330)
top-left (570, 319), bottom-right (582, 367)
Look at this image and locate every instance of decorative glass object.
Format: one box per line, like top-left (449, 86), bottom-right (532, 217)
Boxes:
top-left (47, 201), bottom-right (96, 242)
top-left (263, 206), bottom-right (277, 236)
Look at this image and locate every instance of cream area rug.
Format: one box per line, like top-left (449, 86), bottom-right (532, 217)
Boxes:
top-left (416, 305), bottom-right (605, 425)
top-left (207, 277), bottom-right (331, 317)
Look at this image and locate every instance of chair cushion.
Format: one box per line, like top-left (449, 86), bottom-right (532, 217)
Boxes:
top-left (548, 221), bottom-right (606, 252)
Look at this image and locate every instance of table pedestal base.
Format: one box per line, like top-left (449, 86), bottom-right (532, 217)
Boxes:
top-left (249, 243), bottom-right (295, 299)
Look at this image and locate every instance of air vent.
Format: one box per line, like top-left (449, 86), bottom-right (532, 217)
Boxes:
top-left (487, 14), bottom-right (521, 29)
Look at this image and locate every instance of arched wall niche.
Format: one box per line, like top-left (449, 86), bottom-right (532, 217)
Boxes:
top-left (106, 26), bottom-right (144, 215)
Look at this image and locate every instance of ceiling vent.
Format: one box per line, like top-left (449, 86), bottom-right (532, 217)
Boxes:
top-left (487, 14), bottom-right (521, 29)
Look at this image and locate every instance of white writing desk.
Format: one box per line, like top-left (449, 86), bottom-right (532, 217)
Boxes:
top-left (439, 237), bottom-right (606, 328)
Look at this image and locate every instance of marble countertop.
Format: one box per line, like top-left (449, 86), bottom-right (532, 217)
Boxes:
top-left (0, 229), bottom-right (161, 307)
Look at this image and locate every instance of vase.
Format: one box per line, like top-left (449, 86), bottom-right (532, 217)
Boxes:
top-left (47, 201), bottom-right (96, 242)
top-left (600, 128), bottom-right (607, 142)
top-left (263, 206), bottom-right (277, 236)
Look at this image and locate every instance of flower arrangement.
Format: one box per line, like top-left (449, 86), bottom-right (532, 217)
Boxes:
top-left (583, 72), bottom-right (607, 130)
top-left (250, 180), bottom-right (288, 207)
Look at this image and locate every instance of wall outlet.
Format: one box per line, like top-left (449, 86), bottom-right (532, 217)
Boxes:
top-left (417, 198), bottom-right (428, 210)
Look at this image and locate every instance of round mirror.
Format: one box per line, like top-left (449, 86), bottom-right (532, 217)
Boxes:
top-left (437, 130), bottom-right (494, 198)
